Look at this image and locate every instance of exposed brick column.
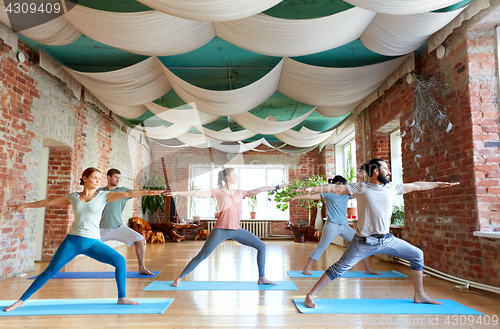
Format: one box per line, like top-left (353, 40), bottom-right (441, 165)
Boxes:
top-left (467, 28), bottom-right (500, 232)
top-left (42, 147), bottom-right (72, 260)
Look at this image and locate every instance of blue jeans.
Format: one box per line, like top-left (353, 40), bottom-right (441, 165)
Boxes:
top-left (310, 222), bottom-right (356, 261)
top-left (21, 234), bottom-right (127, 301)
top-left (326, 234), bottom-right (424, 280)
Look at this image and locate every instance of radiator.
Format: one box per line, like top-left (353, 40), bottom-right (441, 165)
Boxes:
top-left (374, 254), bottom-right (397, 263)
top-left (207, 220), bottom-right (269, 239)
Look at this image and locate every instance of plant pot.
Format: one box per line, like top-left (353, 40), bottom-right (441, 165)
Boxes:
top-left (214, 211), bottom-right (220, 219)
top-left (193, 216), bottom-right (201, 224)
top-left (347, 207), bottom-right (357, 219)
top-left (304, 226), bottom-right (316, 241)
top-left (250, 212), bottom-right (256, 219)
top-left (293, 231), bottom-right (305, 243)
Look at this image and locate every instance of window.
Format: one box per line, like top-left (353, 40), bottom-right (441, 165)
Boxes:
top-left (190, 165), bottom-right (288, 220)
top-left (335, 132), bottom-right (356, 183)
top-left (390, 130), bottom-right (404, 207)
top-left (335, 133), bottom-right (357, 207)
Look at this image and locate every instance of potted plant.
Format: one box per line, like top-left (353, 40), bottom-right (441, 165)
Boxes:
top-left (391, 205), bottom-right (405, 226)
top-left (268, 175), bottom-right (326, 242)
top-left (186, 181), bottom-right (202, 224)
top-left (141, 173), bottom-right (166, 223)
top-left (211, 198), bottom-right (220, 219)
top-left (248, 195), bottom-right (257, 219)
top-left (344, 148), bottom-right (357, 219)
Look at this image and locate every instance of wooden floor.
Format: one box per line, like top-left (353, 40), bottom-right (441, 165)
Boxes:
top-left (1, 240), bottom-right (499, 328)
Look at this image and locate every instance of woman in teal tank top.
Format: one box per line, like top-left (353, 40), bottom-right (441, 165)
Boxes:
top-left (3, 168), bottom-right (165, 312)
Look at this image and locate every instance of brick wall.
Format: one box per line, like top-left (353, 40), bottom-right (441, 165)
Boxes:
top-left (0, 37), bottom-right (149, 278)
top-left (357, 18), bottom-right (499, 287)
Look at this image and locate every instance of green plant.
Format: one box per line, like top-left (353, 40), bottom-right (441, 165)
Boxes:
top-left (210, 198), bottom-right (219, 213)
top-left (344, 147), bottom-right (356, 184)
top-left (141, 173), bottom-right (167, 222)
top-left (186, 180), bottom-right (202, 218)
top-left (268, 175), bottom-right (327, 225)
top-left (391, 205), bottom-right (405, 225)
top-left (248, 195), bottom-right (257, 212)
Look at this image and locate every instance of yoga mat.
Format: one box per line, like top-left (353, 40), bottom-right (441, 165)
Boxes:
top-left (293, 299), bottom-right (483, 315)
top-left (0, 298), bottom-right (173, 316)
top-left (144, 281), bottom-right (298, 291)
top-left (287, 270), bottom-right (407, 278)
top-left (28, 271), bottom-right (161, 279)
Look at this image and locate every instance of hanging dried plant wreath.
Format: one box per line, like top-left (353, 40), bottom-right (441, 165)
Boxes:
top-left (403, 73), bottom-right (453, 162)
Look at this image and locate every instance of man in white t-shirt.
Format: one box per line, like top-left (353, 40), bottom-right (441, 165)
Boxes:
top-left (300, 159), bottom-right (459, 308)
top-left (99, 169), bottom-right (154, 275)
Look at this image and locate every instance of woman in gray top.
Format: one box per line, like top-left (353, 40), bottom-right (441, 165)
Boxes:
top-left (4, 167), bottom-right (164, 312)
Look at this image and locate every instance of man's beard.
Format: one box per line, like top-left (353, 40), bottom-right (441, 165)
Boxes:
top-left (377, 173), bottom-right (390, 185)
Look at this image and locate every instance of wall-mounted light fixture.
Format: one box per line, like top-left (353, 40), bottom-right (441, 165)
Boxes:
top-left (436, 45), bottom-right (447, 59)
top-left (16, 51), bottom-right (26, 63)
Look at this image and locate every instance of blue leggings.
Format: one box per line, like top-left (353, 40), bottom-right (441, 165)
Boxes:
top-left (21, 234), bottom-right (127, 301)
top-left (180, 228), bottom-right (267, 278)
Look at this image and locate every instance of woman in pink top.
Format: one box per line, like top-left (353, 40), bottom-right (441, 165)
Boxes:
top-left (166, 168), bottom-right (283, 287)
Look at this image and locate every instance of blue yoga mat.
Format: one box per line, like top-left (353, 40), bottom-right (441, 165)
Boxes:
top-left (28, 271), bottom-right (161, 280)
top-left (287, 270), bottom-right (407, 278)
top-left (144, 281), bottom-right (298, 291)
top-left (0, 298), bottom-right (173, 317)
top-left (293, 299), bottom-right (483, 315)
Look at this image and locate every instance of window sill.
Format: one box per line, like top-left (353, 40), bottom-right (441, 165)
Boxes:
top-left (390, 224), bottom-right (404, 229)
top-left (202, 219), bottom-right (289, 222)
top-left (473, 231), bottom-right (500, 239)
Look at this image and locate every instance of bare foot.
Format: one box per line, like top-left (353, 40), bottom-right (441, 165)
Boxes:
top-left (258, 277), bottom-right (277, 285)
top-left (117, 297), bottom-right (140, 305)
top-left (302, 269), bottom-right (312, 275)
top-left (304, 294), bottom-right (316, 308)
top-left (139, 268), bottom-right (155, 276)
top-left (364, 269), bottom-right (381, 275)
top-left (171, 277), bottom-right (182, 287)
top-left (3, 300), bottom-right (25, 312)
top-left (414, 294), bottom-right (442, 305)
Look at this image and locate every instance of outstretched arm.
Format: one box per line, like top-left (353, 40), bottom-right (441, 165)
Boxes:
top-left (289, 193), bottom-right (322, 201)
top-left (246, 184), bottom-right (288, 197)
top-left (403, 182), bottom-right (459, 194)
top-left (304, 184), bottom-right (350, 196)
top-left (107, 189), bottom-right (166, 202)
top-left (162, 190), bottom-right (213, 198)
top-left (10, 196), bottom-right (70, 211)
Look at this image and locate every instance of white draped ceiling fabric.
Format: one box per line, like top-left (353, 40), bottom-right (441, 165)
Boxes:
top-left (0, 0), bottom-right (469, 152)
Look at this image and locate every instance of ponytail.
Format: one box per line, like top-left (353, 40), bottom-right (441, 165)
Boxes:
top-left (80, 167), bottom-right (101, 185)
top-left (217, 168), bottom-right (234, 188)
top-left (329, 175), bottom-right (347, 184)
top-left (359, 159), bottom-right (384, 177)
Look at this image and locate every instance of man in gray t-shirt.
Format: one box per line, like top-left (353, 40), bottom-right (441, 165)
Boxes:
top-left (301, 159), bottom-right (459, 308)
top-left (99, 169), bottom-right (154, 275)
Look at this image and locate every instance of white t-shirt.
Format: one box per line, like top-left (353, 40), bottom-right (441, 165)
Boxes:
top-left (347, 182), bottom-right (404, 237)
top-left (66, 190), bottom-right (110, 239)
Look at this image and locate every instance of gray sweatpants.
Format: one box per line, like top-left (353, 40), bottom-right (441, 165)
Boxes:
top-left (180, 228), bottom-right (267, 278)
top-left (326, 234), bottom-right (424, 280)
top-left (310, 222), bottom-right (356, 260)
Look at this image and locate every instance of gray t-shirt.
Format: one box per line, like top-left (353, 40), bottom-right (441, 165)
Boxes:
top-left (99, 187), bottom-right (132, 229)
top-left (66, 190), bottom-right (110, 239)
top-left (347, 182), bottom-right (404, 237)
top-left (320, 193), bottom-right (351, 225)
